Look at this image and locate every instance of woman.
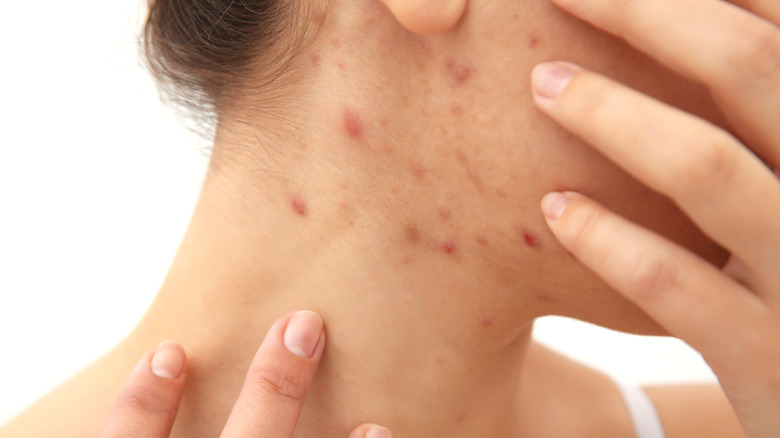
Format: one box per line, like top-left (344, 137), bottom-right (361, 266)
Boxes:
top-left (2, 0), bottom-right (778, 436)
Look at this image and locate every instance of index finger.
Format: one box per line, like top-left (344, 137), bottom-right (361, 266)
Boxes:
top-left (220, 311), bottom-right (325, 438)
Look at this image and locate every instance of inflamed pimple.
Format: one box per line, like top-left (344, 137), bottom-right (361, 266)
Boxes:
top-left (291, 195), bottom-right (307, 216)
top-left (342, 109), bottom-right (363, 138)
top-left (445, 59), bottom-right (476, 87)
top-left (442, 241), bottom-right (457, 254)
top-left (517, 227), bottom-right (540, 248)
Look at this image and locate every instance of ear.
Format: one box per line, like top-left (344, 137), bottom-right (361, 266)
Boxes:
top-left (377, 0), bottom-right (467, 35)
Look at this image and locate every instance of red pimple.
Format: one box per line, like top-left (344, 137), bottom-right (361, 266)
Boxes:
top-left (438, 208), bottom-right (452, 220)
top-left (342, 109), bottom-right (363, 138)
top-left (409, 162), bottom-right (427, 180)
top-left (518, 227), bottom-right (540, 248)
top-left (445, 59), bottom-right (476, 86)
top-left (476, 235), bottom-right (488, 245)
top-left (310, 53), bottom-right (321, 66)
top-left (455, 413), bottom-right (467, 423)
top-left (442, 241), bottom-right (457, 254)
top-left (481, 318), bottom-right (494, 327)
top-left (291, 195), bottom-right (307, 216)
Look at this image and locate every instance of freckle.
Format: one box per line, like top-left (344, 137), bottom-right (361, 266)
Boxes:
top-left (451, 103), bottom-right (464, 117)
top-left (442, 241), bottom-right (457, 254)
top-left (342, 109), bottom-right (363, 138)
top-left (518, 227), bottom-right (541, 248)
top-left (481, 318), bottom-right (494, 327)
top-left (438, 208), bottom-right (452, 220)
top-left (291, 195), bottom-right (307, 216)
top-left (476, 235), bottom-right (488, 245)
top-left (310, 53), bottom-right (321, 66)
top-left (405, 225), bottom-right (421, 244)
top-left (445, 59), bottom-right (476, 86)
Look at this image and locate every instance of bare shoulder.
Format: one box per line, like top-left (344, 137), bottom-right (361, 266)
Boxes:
top-left (643, 384), bottom-right (747, 438)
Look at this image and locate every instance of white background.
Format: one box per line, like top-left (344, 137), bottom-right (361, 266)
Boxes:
top-left (0, 0), bottom-right (716, 427)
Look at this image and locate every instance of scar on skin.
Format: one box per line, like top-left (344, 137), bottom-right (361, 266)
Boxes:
top-left (442, 240), bottom-right (457, 254)
top-left (342, 109), bottom-right (363, 138)
top-left (445, 59), bottom-right (476, 86)
top-left (291, 195), bottom-right (307, 216)
top-left (517, 227), bottom-right (541, 248)
top-left (455, 150), bottom-right (486, 194)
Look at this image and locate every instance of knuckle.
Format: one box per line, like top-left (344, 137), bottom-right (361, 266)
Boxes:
top-left (625, 252), bottom-right (677, 295)
top-left (246, 365), bottom-right (308, 403)
top-left (115, 387), bottom-right (178, 419)
top-left (725, 21), bottom-right (780, 80)
top-left (672, 132), bottom-right (737, 196)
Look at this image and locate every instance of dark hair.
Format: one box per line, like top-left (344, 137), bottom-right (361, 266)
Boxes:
top-left (143, 0), bottom-right (321, 135)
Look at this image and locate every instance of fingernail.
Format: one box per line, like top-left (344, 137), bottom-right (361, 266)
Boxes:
top-left (365, 426), bottom-right (392, 438)
top-left (283, 310), bottom-right (323, 358)
top-left (532, 62), bottom-right (576, 99)
top-left (541, 192), bottom-right (572, 220)
top-left (151, 341), bottom-right (185, 379)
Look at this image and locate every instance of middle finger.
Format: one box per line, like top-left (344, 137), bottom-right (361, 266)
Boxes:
top-left (551, 0), bottom-right (780, 166)
top-left (531, 62), bottom-right (780, 289)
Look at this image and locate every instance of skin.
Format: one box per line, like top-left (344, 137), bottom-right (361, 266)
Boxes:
top-left (2, 0), bottom-right (777, 436)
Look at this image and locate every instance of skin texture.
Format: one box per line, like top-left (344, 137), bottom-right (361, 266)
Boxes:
top-left (3, 0), bottom-right (771, 436)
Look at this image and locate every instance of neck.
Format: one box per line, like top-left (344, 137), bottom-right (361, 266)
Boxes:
top-left (125, 3), bottom-right (563, 435)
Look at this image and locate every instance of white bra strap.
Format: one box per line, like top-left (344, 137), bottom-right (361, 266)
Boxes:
top-left (616, 384), bottom-right (666, 438)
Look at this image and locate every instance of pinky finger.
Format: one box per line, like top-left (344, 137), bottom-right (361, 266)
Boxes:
top-left (97, 341), bottom-right (187, 438)
top-left (541, 191), bottom-right (769, 377)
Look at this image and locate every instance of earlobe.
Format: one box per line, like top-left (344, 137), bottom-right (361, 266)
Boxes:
top-left (378, 0), bottom-right (467, 35)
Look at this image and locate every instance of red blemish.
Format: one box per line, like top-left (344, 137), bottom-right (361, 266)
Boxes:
top-left (438, 208), bottom-right (452, 220)
top-left (528, 36), bottom-right (541, 48)
top-left (481, 318), bottom-right (494, 327)
top-left (496, 189), bottom-right (508, 198)
top-left (445, 59), bottom-right (476, 86)
top-left (451, 103), bottom-right (464, 117)
top-left (418, 39), bottom-right (432, 54)
top-left (476, 235), bottom-right (488, 245)
top-left (331, 38), bottom-right (341, 48)
top-left (405, 225), bottom-right (421, 244)
top-left (342, 110), bottom-right (363, 138)
top-left (380, 117), bottom-right (388, 127)
top-left (518, 227), bottom-right (540, 248)
top-left (442, 241), bottom-right (457, 254)
top-left (401, 255), bottom-right (412, 265)
top-left (312, 11), bottom-right (325, 25)
top-left (455, 413), bottom-right (467, 423)
top-left (409, 162), bottom-right (427, 180)
top-left (310, 53), bottom-right (321, 66)
top-left (337, 61), bottom-right (346, 70)
top-left (291, 195), bottom-right (307, 216)
top-left (435, 357), bottom-right (445, 365)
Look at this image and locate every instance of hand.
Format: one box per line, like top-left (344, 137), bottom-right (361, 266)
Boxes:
top-left (96, 310), bottom-right (390, 438)
top-left (530, 1), bottom-right (780, 437)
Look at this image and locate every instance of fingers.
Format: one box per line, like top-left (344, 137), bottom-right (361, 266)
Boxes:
top-left (531, 62), bottom-right (780, 292)
top-left (540, 192), bottom-right (773, 377)
top-left (550, 0), bottom-right (780, 167)
top-left (220, 310), bottom-right (326, 438)
top-left (347, 424), bottom-right (394, 438)
top-left (97, 341), bottom-right (187, 438)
